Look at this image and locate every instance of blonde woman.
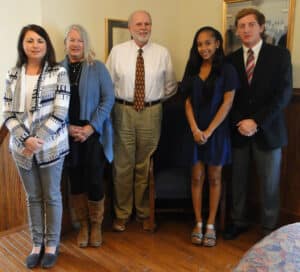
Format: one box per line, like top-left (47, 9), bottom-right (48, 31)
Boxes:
top-left (61, 24), bottom-right (114, 248)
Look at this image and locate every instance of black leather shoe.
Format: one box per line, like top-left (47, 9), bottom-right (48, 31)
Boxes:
top-left (223, 224), bottom-right (248, 240)
top-left (41, 246), bottom-right (59, 269)
top-left (25, 245), bottom-right (44, 268)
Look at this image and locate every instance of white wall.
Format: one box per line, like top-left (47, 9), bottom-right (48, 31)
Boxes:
top-left (0, 0), bottom-right (42, 124)
top-left (175, 1), bottom-right (222, 78)
top-left (41, 0), bottom-right (180, 68)
top-left (1, 0), bottom-right (299, 125)
top-left (41, 0), bottom-right (300, 88)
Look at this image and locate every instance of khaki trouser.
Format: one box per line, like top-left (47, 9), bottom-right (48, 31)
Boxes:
top-left (112, 102), bottom-right (162, 219)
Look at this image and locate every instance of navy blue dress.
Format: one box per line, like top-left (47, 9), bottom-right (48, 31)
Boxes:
top-left (191, 63), bottom-right (239, 166)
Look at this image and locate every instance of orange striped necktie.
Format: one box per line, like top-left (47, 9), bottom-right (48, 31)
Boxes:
top-left (246, 48), bottom-right (255, 84)
top-left (134, 48), bottom-right (145, 111)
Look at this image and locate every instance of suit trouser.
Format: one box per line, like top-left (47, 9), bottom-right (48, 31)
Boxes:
top-left (231, 141), bottom-right (281, 230)
top-left (17, 159), bottom-right (64, 247)
top-left (112, 102), bottom-right (162, 219)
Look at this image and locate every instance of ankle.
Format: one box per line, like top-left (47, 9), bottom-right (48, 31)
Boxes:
top-left (196, 222), bottom-right (203, 228)
top-left (45, 246), bottom-right (57, 254)
top-left (31, 246), bottom-right (42, 254)
top-left (206, 224), bottom-right (215, 230)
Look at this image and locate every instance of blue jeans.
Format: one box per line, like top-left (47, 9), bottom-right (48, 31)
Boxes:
top-left (17, 159), bottom-right (64, 247)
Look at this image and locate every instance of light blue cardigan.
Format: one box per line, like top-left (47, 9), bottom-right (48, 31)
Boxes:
top-left (61, 57), bottom-right (115, 162)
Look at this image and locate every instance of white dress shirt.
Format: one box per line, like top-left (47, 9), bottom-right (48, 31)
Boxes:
top-left (242, 39), bottom-right (263, 67)
top-left (106, 40), bottom-right (177, 102)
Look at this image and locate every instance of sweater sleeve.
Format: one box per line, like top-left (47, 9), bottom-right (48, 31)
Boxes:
top-left (3, 69), bottom-right (30, 145)
top-left (35, 67), bottom-right (70, 140)
top-left (89, 62), bottom-right (115, 134)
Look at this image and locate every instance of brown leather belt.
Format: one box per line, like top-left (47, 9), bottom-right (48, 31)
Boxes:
top-left (115, 98), bottom-right (161, 107)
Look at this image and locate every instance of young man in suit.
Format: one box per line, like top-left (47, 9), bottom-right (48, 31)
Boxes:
top-left (223, 8), bottom-right (293, 240)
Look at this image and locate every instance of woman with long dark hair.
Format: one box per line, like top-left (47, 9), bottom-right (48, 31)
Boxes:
top-left (3, 24), bottom-right (70, 268)
top-left (182, 26), bottom-right (238, 246)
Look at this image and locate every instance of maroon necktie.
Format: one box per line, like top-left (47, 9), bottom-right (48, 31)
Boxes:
top-left (246, 48), bottom-right (255, 84)
top-left (134, 48), bottom-right (145, 111)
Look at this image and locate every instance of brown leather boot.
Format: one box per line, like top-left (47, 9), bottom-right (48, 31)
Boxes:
top-left (88, 197), bottom-right (105, 247)
top-left (71, 194), bottom-right (89, 247)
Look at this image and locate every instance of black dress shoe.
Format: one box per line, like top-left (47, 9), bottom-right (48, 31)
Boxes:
top-left (41, 246), bottom-right (59, 269)
top-left (25, 245), bottom-right (44, 268)
top-left (223, 224), bottom-right (248, 240)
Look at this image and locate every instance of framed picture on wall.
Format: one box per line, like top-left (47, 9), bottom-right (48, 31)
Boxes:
top-left (222, 0), bottom-right (295, 54)
top-left (105, 18), bottom-right (129, 60)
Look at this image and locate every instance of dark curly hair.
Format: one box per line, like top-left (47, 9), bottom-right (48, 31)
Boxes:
top-left (181, 26), bottom-right (225, 101)
top-left (16, 24), bottom-right (57, 68)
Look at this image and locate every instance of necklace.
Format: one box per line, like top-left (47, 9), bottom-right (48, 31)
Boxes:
top-left (69, 62), bottom-right (82, 87)
top-left (71, 62), bottom-right (81, 73)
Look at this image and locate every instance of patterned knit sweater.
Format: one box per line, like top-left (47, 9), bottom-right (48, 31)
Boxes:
top-left (3, 63), bottom-right (70, 170)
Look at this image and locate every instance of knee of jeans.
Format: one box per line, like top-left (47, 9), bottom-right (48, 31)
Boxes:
top-left (27, 195), bottom-right (43, 203)
top-left (44, 192), bottom-right (62, 204)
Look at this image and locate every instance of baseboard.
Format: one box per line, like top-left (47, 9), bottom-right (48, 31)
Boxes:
top-left (0, 224), bottom-right (28, 238)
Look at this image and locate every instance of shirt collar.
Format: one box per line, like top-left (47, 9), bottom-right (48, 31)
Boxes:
top-left (131, 39), bottom-right (151, 52)
top-left (242, 39), bottom-right (263, 56)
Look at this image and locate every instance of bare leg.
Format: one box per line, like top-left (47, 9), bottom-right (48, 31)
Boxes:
top-left (191, 161), bottom-right (205, 244)
top-left (207, 165), bottom-right (222, 225)
top-left (203, 165), bottom-right (222, 247)
top-left (191, 162), bottom-right (205, 223)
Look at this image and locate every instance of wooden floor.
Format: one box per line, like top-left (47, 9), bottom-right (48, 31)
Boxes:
top-left (0, 216), bottom-right (262, 272)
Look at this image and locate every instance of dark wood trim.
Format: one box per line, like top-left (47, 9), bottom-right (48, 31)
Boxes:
top-left (280, 209), bottom-right (300, 226)
top-left (292, 88), bottom-right (300, 102)
top-left (0, 124), bottom-right (8, 146)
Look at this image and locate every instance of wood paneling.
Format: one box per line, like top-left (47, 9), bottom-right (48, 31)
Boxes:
top-left (0, 125), bottom-right (71, 232)
top-left (280, 89), bottom-right (300, 224)
top-left (0, 126), bottom-right (27, 231)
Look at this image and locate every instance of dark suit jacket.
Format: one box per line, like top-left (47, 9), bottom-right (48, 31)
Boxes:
top-left (227, 42), bottom-right (292, 150)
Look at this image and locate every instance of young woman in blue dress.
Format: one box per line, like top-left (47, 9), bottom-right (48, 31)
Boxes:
top-left (182, 26), bottom-right (239, 246)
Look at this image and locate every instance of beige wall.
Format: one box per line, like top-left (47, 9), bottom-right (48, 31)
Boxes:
top-left (1, 0), bottom-right (299, 124)
top-left (41, 0), bottom-right (180, 68)
top-left (41, 0), bottom-right (223, 80)
top-left (0, 0), bottom-right (41, 124)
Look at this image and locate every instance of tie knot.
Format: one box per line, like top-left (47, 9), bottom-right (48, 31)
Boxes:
top-left (138, 48), bottom-right (143, 56)
top-left (248, 48), bottom-right (253, 55)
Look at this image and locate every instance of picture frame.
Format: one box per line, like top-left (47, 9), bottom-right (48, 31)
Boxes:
top-left (222, 0), bottom-right (295, 54)
top-left (105, 18), bottom-right (129, 60)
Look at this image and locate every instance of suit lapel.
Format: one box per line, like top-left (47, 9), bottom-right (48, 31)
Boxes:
top-left (235, 48), bottom-right (249, 87)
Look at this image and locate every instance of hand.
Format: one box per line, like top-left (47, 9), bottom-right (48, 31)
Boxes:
top-left (203, 128), bottom-right (213, 140)
top-left (69, 125), bottom-right (82, 138)
top-left (69, 124), bottom-right (94, 143)
top-left (24, 137), bottom-right (44, 153)
top-left (193, 128), bottom-right (207, 145)
top-left (80, 125), bottom-right (94, 140)
top-left (237, 119), bottom-right (258, 137)
top-left (22, 148), bottom-right (34, 158)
